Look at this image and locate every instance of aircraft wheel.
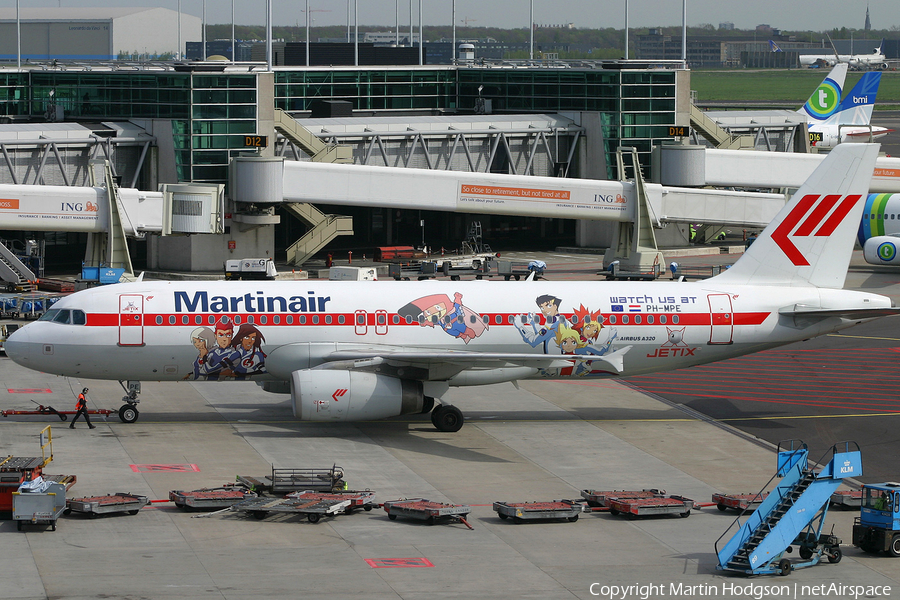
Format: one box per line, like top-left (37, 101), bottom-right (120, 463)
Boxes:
top-left (890, 534), bottom-right (900, 557)
top-left (119, 405), bottom-right (139, 423)
top-left (778, 558), bottom-right (792, 576)
top-left (433, 405), bottom-right (463, 432)
top-left (827, 546), bottom-right (842, 563)
top-left (430, 406), bottom-right (444, 428)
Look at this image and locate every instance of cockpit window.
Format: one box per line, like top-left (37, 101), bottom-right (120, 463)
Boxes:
top-left (38, 308), bottom-right (86, 325)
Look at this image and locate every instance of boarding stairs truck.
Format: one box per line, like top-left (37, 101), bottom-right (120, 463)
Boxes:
top-left (715, 440), bottom-right (861, 576)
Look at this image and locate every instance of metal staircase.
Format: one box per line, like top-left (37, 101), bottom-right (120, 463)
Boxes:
top-left (274, 109), bottom-right (355, 266)
top-left (716, 440), bottom-right (860, 576)
top-left (689, 104), bottom-right (755, 150)
top-left (0, 240), bottom-right (36, 291)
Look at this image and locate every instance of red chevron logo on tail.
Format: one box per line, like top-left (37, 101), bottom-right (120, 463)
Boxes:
top-left (771, 194), bottom-right (860, 265)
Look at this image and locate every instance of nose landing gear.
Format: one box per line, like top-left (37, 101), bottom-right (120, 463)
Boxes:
top-left (117, 380), bottom-right (141, 423)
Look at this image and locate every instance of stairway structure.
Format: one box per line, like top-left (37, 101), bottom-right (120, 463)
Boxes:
top-left (0, 241), bottom-right (36, 291)
top-left (274, 109), bottom-right (354, 266)
top-left (716, 440), bottom-right (861, 576)
top-left (689, 104), bottom-right (755, 150)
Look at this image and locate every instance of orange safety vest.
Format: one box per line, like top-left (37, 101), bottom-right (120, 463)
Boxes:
top-left (76, 393), bottom-right (86, 411)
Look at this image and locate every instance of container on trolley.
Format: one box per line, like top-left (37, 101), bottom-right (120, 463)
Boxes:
top-left (383, 498), bottom-right (473, 528)
top-left (580, 488), bottom-right (665, 508)
top-left (607, 495), bottom-right (694, 518)
top-left (12, 482), bottom-right (67, 531)
top-left (169, 487), bottom-right (256, 510)
top-left (493, 500), bottom-right (582, 523)
top-left (65, 492), bottom-right (149, 517)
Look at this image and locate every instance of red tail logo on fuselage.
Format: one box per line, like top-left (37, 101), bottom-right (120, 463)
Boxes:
top-left (771, 194), bottom-right (860, 266)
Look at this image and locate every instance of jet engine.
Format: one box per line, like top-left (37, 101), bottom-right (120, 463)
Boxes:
top-left (863, 236), bottom-right (900, 265)
top-left (290, 369), bottom-right (432, 421)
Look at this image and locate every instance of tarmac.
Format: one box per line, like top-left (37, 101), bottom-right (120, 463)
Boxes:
top-left (2, 248), bottom-right (900, 600)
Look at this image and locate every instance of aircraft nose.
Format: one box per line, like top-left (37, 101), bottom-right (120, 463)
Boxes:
top-left (4, 325), bottom-right (31, 364)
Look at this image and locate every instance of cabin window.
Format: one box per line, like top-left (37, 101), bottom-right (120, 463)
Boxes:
top-left (483, 315), bottom-right (489, 324)
top-left (495, 315), bottom-right (502, 325)
top-left (570, 315), bottom-right (579, 324)
top-left (182, 315), bottom-right (189, 325)
top-left (312, 315), bottom-right (320, 325)
top-left (259, 316), bottom-right (267, 324)
top-left (155, 316), bottom-right (162, 325)
top-left (405, 315), bottom-right (413, 324)
top-left (647, 315), bottom-right (654, 324)
top-left (391, 315), bottom-right (398, 325)
top-left (325, 315), bottom-right (333, 324)
top-left (168, 316), bottom-right (175, 325)
top-left (622, 315), bottom-right (629, 324)
top-left (298, 315), bottom-right (305, 324)
top-left (273, 315), bottom-right (280, 324)
top-left (72, 310), bottom-right (86, 325)
top-left (634, 315), bottom-right (642, 324)
top-left (659, 315), bottom-right (667, 324)
top-left (341, 315), bottom-right (348, 325)
top-left (608, 315), bottom-right (617, 324)
top-left (206, 316), bottom-right (213, 325)
top-left (234, 315), bottom-right (242, 325)
top-left (357, 313), bottom-right (365, 325)
top-left (286, 315), bottom-right (294, 324)
top-left (672, 315), bottom-right (680, 324)
top-left (376, 314), bottom-right (385, 325)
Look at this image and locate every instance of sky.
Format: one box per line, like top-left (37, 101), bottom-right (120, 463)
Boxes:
top-left (18, 0), bottom-right (899, 33)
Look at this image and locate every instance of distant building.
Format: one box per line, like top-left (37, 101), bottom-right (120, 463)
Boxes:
top-left (865, 5), bottom-right (872, 30)
top-left (719, 22), bottom-right (735, 31)
top-left (0, 7), bottom-right (200, 60)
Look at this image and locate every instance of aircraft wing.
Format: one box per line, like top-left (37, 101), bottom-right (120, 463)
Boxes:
top-left (778, 304), bottom-right (900, 320)
top-left (323, 345), bottom-right (633, 376)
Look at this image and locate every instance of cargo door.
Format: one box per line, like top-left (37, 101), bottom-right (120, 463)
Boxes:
top-left (118, 294), bottom-right (144, 346)
top-left (707, 293), bottom-right (733, 345)
top-left (375, 310), bottom-right (388, 335)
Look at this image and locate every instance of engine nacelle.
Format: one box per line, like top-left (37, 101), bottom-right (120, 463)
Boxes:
top-left (290, 370), bottom-right (430, 421)
top-left (863, 236), bottom-right (900, 265)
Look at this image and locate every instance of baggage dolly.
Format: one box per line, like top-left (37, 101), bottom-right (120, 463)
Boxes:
top-left (607, 494), bottom-right (694, 519)
top-left (65, 492), bottom-right (149, 517)
top-left (830, 489), bottom-right (862, 509)
top-left (230, 495), bottom-right (351, 523)
top-left (12, 482), bottom-right (67, 531)
top-left (712, 492), bottom-right (769, 512)
top-left (493, 500), bottom-right (582, 523)
top-left (169, 487), bottom-right (256, 510)
top-left (383, 498), bottom-right (473, 529)
top-left (580, 488), bottom-right (665, 508)
top-left (285, 490), bottom-right (376, 514)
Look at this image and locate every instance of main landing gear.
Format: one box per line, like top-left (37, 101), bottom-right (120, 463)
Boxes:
top-left (430, 404), bottom-right (464, 433)
top-left (117, 380), bottom-right (141, 423)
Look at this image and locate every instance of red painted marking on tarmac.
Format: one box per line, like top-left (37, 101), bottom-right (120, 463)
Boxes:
top-left (365, 558), bottom-right (434, 569)
top-left (129, 464), bottom-right (201, 473)
top-left (7, 388), bottom-right (52, 393)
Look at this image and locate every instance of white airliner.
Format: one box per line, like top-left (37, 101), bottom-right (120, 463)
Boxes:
top-left (800, 40), bottom-right (887, 70)
top-left (5, 145), bottom-right (898, 432)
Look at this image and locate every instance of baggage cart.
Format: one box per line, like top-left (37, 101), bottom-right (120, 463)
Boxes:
top-left (285, 490), bottom-right (376, 514)
top-left (383, 498), bottom-right (473, 529)
top-left (580, 488), bottom-right (665, 508)
top-left (12, 482), bottom-right (66, 531)
top-left (236, 464), bottom-right (345, 495)
top-left (607, 494), bottom-right (694, 518)
top-left (170, 487), bottom-right (256, 510)
top-left (65, 492), bottom-right (149, 517)
top-left (712, 492), bottom-right (769, 512)
top-left (830, 489), bottom-right (863, 509)
top-left (230, 495), bottom-right (351, 523)
top-left (493, 500), bottom-right (582, 523)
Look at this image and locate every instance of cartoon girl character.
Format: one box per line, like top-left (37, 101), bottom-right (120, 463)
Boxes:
top-left (229, 323), bottom-right (267, 379)
top-left (185, 326), bottom-right (216, 380)
top-left (398, 292), bottom-right (487, 343)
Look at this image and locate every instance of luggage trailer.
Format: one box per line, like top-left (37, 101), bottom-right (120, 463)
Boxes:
top-left (230, 495), bottom-right (352, 523)
top-left (580, 489), bottom-right (665, 510)
top-left (607, 495), bottom-right (695, 519)
top-left (383, 498), bottom-right (473, 529)
top-left (712, 492), bottom-right (770, 513)
top-left (285, 490), bottom-right (376, 514)
top-left (65, 493), bottom-right (149, 517)
top-left (493, 500), bottom-right (583, 523)
top-left (169, 488), bottom-right (256, 510)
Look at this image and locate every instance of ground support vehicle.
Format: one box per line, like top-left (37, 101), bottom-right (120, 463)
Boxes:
top-left (580, 488), bottom-right (664, 508)
top-left (831, 489), bottom-right (863, 509)
top-left (852, 482), bottom-right (900, 555)
top-left (497, 260), bottom-right (533, 281)
top-left (65, 492), bottom-right (148, 517)
top-left (2, 403), bottom-right (114, 421)
top-left (230, 495), bottom-right (351, 523)
top-left (716, 440), bottom-right (858, 576)
top-left (170, 487), bottom-right (256, 510)
top-left (285, 490), bottom-right (376, 514)
top-left (493, 500), bottom-right (582, 523)
top-left (0, 456), bottom-right (76, 512)
top-left (713, 492), bottom-right (769, 512)
top-left (671, 265), bottom-right (726, 280)
top-left (12, 482), bottom-right (66, 531)
top-left (383, 498), bottom-right (473, 529)
top-left (236, 465), bottom-right (345, 495)
top-left (607, 495), bottom-right (694, 518)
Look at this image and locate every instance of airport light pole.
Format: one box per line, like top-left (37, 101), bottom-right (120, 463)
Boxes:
top-left (529, 0), bottom-right (533, 61)
top-left (396, 0), bottom-right (400, 46)
top-left (418, 0), bottom-right (423, 66)
top-left (681, 0), bottom-right (686, 64)
top-left (231, 0), bottom-right (235, 62)
top-left (306, 0), bottom-right (310, 66)
top-left (202, 0), bottom-right (206, 60)
top-left (266, 0), bottom-right (272, 70)
top-left (354, 0), bottom-right (359, 66)
top-left (16, 0), bottom-right (20, 70)
top-left (452, 0), bottom-right (456, 64)
top-left (176, 0), bottom-right (181, 60)
top-left (624, 0), bottom-right (628, 59)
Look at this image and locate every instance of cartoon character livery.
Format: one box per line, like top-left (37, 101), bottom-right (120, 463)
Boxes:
top-left (398, 292), bottom-right (487, 343)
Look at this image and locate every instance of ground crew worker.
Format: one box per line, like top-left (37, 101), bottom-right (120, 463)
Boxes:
top-left (70, 387), bottom-right (95, 429)
top-left (669, 261), bottom-right (679, 279)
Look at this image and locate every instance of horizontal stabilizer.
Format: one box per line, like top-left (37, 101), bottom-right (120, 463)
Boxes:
top-left (778, 304), bottom-right (900, 320)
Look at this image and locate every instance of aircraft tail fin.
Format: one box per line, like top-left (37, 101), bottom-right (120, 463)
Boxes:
top-left (834, 71), bottom-right (881, 126)
top-left (797, 63), bottom-right (847, 122)
top-left (710, 144), bottom-right (879, 289)
top-left (769, 40), bottom-right (783, 52)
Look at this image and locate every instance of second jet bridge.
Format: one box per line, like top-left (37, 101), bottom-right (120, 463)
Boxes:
top-left (716, 441), bottom-right (861, 576)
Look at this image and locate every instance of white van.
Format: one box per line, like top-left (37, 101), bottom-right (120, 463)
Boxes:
top-left (328, 266), bottom-right (378, 281)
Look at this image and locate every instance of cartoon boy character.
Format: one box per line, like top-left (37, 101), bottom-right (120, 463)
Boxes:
top-left (185, 326), bottom-right (216, 380)
top-left (230, 323), bottom-right (267, 379)
top-left (398, 292), bottom-right (487, 343)
top-left (515, 294), bottom-right (569, 353)
top-left (205, 316), bottom-right (237, 380)
top-left (554, 324), bottom-right (582, 376)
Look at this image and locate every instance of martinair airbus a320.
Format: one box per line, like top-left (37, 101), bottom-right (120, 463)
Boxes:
top-left (6, 144), bottom-right (898, 432)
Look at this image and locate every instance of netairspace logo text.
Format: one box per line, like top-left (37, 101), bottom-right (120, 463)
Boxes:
top-left (588, 582), bottom-right (892, 600)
